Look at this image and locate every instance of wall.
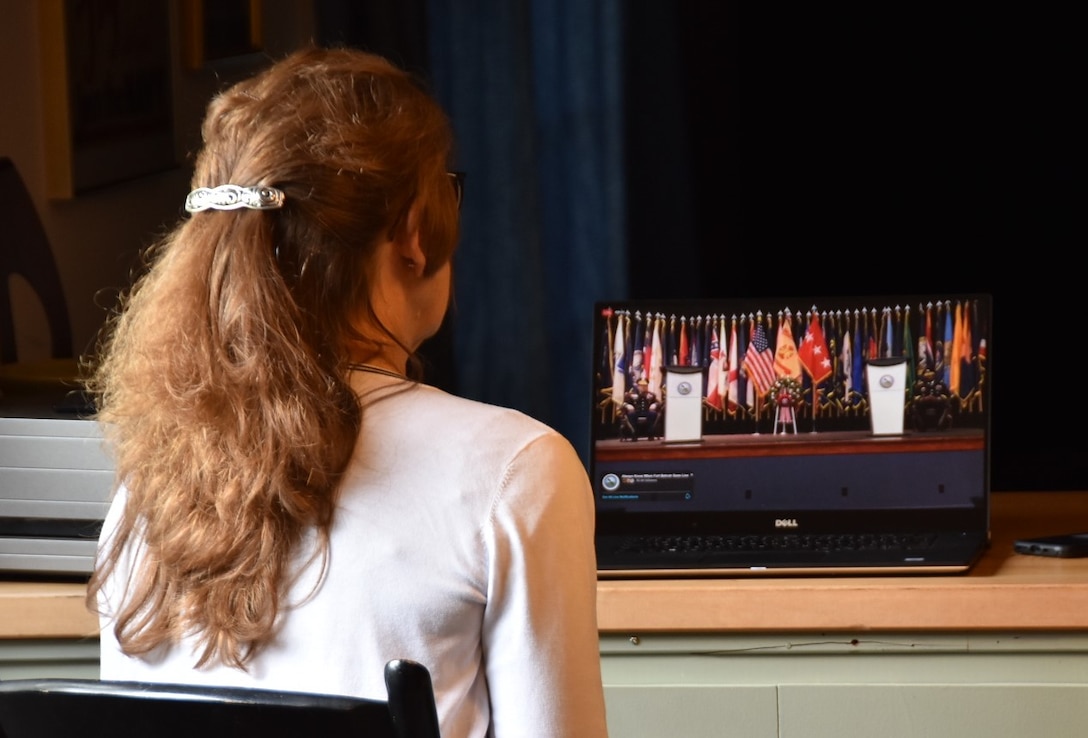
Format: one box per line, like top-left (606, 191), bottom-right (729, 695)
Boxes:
top-left (1, 1), bottom-right (316, 362)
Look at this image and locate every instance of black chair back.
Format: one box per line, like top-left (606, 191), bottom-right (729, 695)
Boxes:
top-left (0, 659), bottom-right (440, 738)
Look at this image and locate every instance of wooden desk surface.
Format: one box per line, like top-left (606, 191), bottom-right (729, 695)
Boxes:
top-left (2, 492), bottom-right (1087, 639)
top-left (598, 490), bottom-right (1088, 632)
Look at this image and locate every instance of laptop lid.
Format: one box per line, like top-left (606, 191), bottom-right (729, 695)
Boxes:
top-left (590, 293), bottom-right (991, 577)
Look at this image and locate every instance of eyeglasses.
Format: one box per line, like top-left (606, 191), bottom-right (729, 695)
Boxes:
top-left (447, 171), bottom-right (465, 209)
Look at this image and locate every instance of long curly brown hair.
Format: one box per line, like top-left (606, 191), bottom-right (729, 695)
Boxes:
top-left (84, 46), bottom-right (460, 669)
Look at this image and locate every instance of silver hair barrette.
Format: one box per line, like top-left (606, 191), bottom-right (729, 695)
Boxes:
top-left (185, 184), bottom-right (286, 213)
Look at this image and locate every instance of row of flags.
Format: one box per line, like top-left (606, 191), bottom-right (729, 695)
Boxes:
top-left (600, 299), bottom-right (987, 420)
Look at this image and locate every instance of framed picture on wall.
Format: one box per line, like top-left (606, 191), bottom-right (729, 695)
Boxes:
top-left (38, 0), bottom-right (176, 199)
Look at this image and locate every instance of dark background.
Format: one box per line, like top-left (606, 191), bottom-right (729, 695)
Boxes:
top-left (622, 3), bottom-right (1081, 491)
top-left (319, 1), bottom-right (1082, 491)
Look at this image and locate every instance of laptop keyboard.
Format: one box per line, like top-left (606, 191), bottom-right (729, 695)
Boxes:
top-left (618, 532), bottom-right (938, 555)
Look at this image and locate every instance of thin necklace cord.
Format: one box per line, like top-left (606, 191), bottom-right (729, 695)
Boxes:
top-left (347, 363), bottom-right (407, 380)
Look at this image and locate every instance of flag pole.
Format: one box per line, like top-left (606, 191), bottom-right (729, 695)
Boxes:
top-left (809, 307), bottom-right (818, 434)
top-left (752, 311), bottom-right (762, 435)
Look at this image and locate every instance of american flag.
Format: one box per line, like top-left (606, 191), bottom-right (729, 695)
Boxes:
top-left (742, 321), bottom-right (775, 396)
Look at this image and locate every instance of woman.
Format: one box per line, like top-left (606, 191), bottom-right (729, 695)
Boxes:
top-left (86, 46), bottom-right (608, 738)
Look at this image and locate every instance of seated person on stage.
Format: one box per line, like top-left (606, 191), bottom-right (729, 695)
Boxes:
top-left (620, 378), bottom-right (662, 440)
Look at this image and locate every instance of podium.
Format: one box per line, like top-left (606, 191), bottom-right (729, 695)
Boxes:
top-left (664, 366), bottom-right (704, 443)
top-left (865, 357), bottom-right (908, 435)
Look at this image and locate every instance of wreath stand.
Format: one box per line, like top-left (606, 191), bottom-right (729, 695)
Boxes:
top-left (771, 377), bottom-right (803, 435)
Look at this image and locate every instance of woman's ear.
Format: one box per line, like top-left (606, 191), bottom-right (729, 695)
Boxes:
top-left (396, 202), bottom-right (426, 277)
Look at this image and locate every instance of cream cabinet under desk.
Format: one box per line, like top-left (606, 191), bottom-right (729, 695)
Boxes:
top-left (596, 491), bottom-right (1088, 738)
top-left (599, 631), bottom-right (1088, 738)
top-left (4, 492), bottom-right (1088, 737)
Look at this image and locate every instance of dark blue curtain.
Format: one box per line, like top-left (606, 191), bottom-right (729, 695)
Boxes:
top-left (426, 1), bottom-right (627, 461)
top-left (316, 0), bottom-right (628, 462)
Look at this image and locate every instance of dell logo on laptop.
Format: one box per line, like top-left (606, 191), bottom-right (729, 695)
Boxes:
top-left (775, 518), bottom-right (799, 528)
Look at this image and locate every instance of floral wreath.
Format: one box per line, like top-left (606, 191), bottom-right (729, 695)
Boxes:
top-left (769, 376), bottom-right (804, 407)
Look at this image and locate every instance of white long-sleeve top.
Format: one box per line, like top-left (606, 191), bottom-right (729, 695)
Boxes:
top-left (97, 372), bottom-right (609, 738)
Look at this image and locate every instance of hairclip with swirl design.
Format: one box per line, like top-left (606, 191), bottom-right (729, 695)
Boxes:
top-left (185, 184), bottom-right (286, 213)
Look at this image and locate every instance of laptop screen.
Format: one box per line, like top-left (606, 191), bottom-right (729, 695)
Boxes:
top-left (589, 294), bottom-right (991, 556)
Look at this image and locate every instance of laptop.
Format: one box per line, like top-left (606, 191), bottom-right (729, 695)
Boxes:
top-left (590, 293), bottom-right (991, 577)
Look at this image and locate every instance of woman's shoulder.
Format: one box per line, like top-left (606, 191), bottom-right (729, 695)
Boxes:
top-left (417, 385), bottom-right (585, 458)
top-left (361, 380), bottom-right (578, 462)
top-left (415, 384), bottom-right (560, 440)
top-left (362, 383), bottom-right (586, 503)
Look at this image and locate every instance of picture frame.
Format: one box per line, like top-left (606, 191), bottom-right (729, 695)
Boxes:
top-left (38, 1), bottom-right (176, 199)
top-left (180, 0), bottom-right (264, 70)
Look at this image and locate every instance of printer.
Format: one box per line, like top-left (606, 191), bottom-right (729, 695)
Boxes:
top-left (0, 414), bottom-right (113, 577)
